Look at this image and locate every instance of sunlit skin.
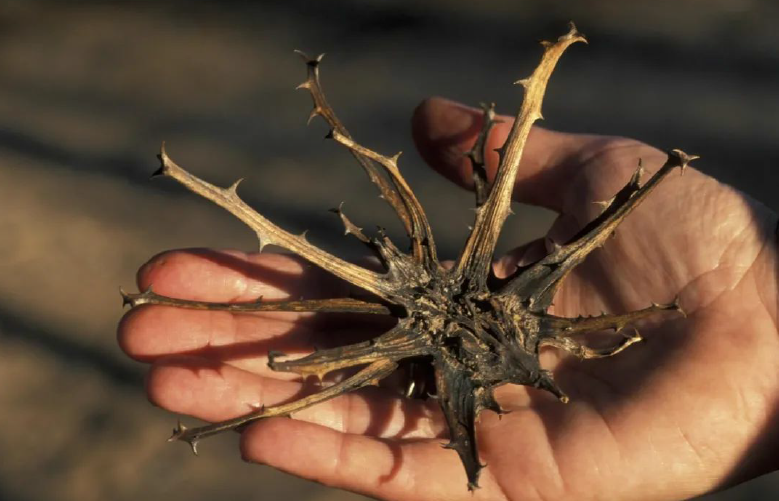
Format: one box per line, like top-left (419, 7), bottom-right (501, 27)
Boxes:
top-left (118, 96), bottom-right (778, 500)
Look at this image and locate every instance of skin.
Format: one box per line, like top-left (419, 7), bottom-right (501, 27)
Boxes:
top-left (118, 97), bottom-right (778, 501)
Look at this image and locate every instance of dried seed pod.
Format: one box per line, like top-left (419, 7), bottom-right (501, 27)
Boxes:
top-left (123, 22), bottom-right (692, 490)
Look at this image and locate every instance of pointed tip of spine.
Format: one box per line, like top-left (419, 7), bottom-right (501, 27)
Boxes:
top-left (669, 148), bottom-right (699, 175)
top-left (152, 142), bottom-right (170, 179)
top-left (563, 21), bottom-right (587, 44)
top-left (673, 296), bottom-right (687, 317)
top-left (592, 197), bottom-right (613, 211)
top-left (294, 50), bottom-right (325, 66)
top-left (630, 163), bottom-right (645, 187)
top-left (308, 53), bottom-right (325, 67)
top-left (467, 464), bottom-right (484, 491)
top-left (168, 420), bottom-right (197, 455)
top-left (228, 178), bottom-right (244, 195)
top-left (307, 107), bottom-right (321, 125)
top-left (480, 101), bottom-right (496, 114)
top-left (119, 287), bottom-right (132, 307)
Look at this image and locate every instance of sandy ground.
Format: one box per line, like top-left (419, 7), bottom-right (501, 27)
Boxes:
top-left (0, 1), bottom-right (776, 500)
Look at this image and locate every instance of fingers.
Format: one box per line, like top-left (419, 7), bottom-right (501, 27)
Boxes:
top-left (118, 304), bottom-right (321, 375)
top-left (411, 96), bottom-right (625, 213)
top-left (120, 249), bottom-right (391, 372)
top-left (121, 249), bottom-right (319, 371)
top-left (119, 301), bottom-right (384, 375)
top-left (148, 355), bottom-right (446, 440)
top-left (240, 419), bottom-right (505, 500)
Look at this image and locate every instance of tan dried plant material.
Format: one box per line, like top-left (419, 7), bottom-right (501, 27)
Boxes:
top-left (122, 23), bottom-right (695, 489)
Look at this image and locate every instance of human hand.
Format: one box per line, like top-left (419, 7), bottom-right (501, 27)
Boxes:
top-left (118, 96), bottom-right (778, 500)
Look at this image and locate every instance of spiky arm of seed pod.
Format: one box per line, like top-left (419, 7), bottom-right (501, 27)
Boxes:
top-left (296, 52), bottom-right (437, 267)
top-left (330, 202), bottom-right (371, 243)
top-left (329, 129), bottom-right (438, 270)
top-left (295, 52), bottom-right (403, 218)
top-left (454, 23), bottom-right (587, 291)
top-left (466, 102), bottom-right (499, 207)
top-left (538, 300), bottom-right (683, 358)
top-left (540, 332), bottom-right (642, 359)
top-left (121, 287), bottom-right (391, 315)
top-left (154, 145), bottom-right (398, 301)
top-left (541, 299), bottom-right (683, 336)
top-left (169, 359), bottom-right (398, 454)
top-left (269, 325), bottom-right (429, 380)
top-left (435, 361), bottom-right (483, 490)
top-left (502, 150), bottom-right (697, 310)
top-left (474, 385), bottom-right (507, 416)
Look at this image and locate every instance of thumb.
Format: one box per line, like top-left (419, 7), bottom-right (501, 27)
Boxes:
top-left (411, 96), bottom-right (609, 213)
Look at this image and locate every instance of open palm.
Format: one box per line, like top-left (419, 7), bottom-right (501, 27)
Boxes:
top-left (118, 97), bottom-right (778, 500)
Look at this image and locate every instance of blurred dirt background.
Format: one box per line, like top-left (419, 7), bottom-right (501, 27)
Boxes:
top-left (0, 1), bottom-right (777, 500)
